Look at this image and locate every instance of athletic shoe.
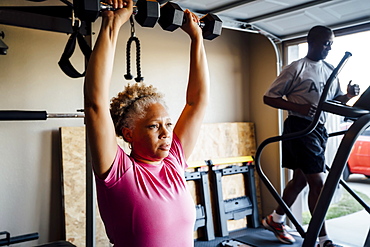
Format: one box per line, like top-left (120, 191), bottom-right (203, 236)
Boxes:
top-left (317, 240), bottom-right (343, 247)
top-left (262, 215), bottom-right (296, 244)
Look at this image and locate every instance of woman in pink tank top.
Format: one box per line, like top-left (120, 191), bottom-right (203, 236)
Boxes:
top-left (83, 1), bottom-right (210, 246)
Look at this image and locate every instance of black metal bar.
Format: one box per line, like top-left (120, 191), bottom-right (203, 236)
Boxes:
top-left (245, 164), bottom-right (260, 228)
top-left (199, 170), bottom-right (215, 241)
top-left (0, 231), bottom-right (39, 246)
top-left (0, 8), bottom-right (89, 35)
top-left (328, 128), bottom-right (370, 213)
top-left (213, 168), bottom-right (230, 237)
top-left (0, 110), bottom-right (47, 120)
top-left (303, 114), bottom-right (370, 247)
top-left (365, 229), bottom-right (370, 247)
top-left (184, 171), bottom-right (201, 181)
top-left (0, 110), bottom-right (84, 120)
top-left (83, 30), bottom-right (94, 247)
top-left (222, 165), bottom-right (249, 176)
top-left (86, 137), bottom-right (95, 247)
top-left (208, 159), bottom-right (230, 237)
top-left (326, 165), bottom-right (370, 214)
top-left (328, 130), bottom-right (347, 137)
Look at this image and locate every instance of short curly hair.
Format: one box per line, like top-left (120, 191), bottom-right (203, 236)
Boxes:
top-left (110, 83), bottom-right (167, 138)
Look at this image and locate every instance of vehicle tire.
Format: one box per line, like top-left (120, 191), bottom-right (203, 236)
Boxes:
top-left (342, 164), bottom-right (350, 181)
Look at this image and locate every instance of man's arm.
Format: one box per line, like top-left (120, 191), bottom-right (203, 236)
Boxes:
top-left (263, 96), bottom-right (313, 117)
top-left (174, 10), bottom-right (210, 159)
top-left (84, 1), bottom-right (133, 179)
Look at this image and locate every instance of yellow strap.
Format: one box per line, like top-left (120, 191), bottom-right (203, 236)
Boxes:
top-left (187, 156), bottom-right (254, 169)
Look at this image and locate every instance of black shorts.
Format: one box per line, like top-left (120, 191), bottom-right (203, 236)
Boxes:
top-left (282, 116), bottom-right (328, 174)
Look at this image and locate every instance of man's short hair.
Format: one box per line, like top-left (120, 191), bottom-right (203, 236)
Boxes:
top-left (307, 25), bottom-right (333, 44)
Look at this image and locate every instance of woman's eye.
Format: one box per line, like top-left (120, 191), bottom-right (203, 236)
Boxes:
top-left (149, 125), bottom-right (158, 129)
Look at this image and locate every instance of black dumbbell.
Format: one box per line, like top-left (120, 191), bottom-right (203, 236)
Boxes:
top-left (158, 2), bottom-right (222, 40)
top-left (134, 0), bottom-right (160, 27)
top-left (73, 0), bottom-right (159, 27)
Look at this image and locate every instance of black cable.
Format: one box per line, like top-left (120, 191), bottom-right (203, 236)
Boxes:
top-left (134, 37), bottom-right (143, 82)
top-left (124, 37), bottom-right (134, 80)
top-left (124, 15), bottom-right (143, 82)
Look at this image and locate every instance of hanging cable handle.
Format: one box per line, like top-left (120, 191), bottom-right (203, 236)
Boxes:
top-left (124, 16), bottom-right (144, 82)
top-left (58, 11), bottom-right (92, 78)
top-left (134, 37), bottom-right (143, 82)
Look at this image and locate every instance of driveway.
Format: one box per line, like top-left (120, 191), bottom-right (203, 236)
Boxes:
top-left (327, 174), bottom-right (370, 247)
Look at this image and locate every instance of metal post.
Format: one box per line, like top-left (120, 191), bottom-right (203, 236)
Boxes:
top-left (245, 164), bottom-right (260, 228)
top-left (83, 20), bottom-right (95, 247)
top-left (199, 170), bottom-right (215, 240)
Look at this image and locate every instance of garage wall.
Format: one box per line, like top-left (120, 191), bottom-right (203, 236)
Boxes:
top-left (247, 33), bottom-right (283, 216)
top-left (0, 19), bottom-right (272, 245)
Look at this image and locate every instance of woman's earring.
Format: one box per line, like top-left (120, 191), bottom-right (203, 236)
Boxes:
top-left (128, 143), bottom-right (132, 149)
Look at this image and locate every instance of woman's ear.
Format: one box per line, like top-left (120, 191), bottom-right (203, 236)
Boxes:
top-left (122, 127), bottom-right (133, 143)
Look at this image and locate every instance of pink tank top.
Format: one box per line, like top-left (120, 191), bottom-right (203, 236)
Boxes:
top-left (95, 134), bottom-right (196, 247)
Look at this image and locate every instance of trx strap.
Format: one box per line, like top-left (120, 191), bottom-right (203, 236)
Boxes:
top-left (58, 24), bottom-right (92, 78)
top-left (124, 16), bottom-right (143, 82)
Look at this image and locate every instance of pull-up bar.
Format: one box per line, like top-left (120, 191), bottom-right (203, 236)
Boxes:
top-left (0, 110), bottom-right (84, 121)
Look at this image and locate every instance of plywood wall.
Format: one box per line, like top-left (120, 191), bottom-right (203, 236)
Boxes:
top-left (60, 122), bottom-right (258, 246)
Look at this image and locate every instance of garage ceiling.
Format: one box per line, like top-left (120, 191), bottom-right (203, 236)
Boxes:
top-left (0, 0), bottom-right (369, 41)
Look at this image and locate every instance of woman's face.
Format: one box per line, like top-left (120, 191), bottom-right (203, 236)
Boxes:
top-left (128, 102), bottom-right (173, 164)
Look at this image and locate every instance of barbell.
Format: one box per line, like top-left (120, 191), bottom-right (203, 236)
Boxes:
top-left (0, 111), bottom-right (84, 121)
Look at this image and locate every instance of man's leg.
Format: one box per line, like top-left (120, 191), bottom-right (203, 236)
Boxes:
top-left (305, 172), bottom-right (327, 237)
top-left (305, 173), bottom-right (343, 247)
top-left (262, 169), bottom-right (307, 244)
top-left (276, 169), bottom-right (308, 215)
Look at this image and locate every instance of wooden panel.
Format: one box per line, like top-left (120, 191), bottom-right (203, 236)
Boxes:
top-left (188, 122), bottom-right (258, 232)
top-left (188, 122), bottom-right (256, 161)
top-left (60, 127), bottom-right (111, 247)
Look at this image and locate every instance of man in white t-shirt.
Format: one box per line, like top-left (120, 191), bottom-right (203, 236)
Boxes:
top-left (262, 25), bottom-right (359, 247)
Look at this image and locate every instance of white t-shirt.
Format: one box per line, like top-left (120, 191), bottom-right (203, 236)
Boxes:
top-left (264, 57), bottom-right (343, 124)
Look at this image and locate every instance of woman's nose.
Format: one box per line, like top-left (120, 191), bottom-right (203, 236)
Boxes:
top-left (159, 126), bottom-right (171, 138)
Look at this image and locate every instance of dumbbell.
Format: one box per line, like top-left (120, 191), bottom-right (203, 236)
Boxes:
top-left (73, 0), bottom-right (160, 27)
top-left (158, 2), bottom-right (222, 40)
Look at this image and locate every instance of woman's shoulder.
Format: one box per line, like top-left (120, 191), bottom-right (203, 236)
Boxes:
top-left (95, 145), bottom-right (133, 184)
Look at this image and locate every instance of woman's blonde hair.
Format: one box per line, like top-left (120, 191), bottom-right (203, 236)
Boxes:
top-left (110, 83), bottom-right (167, 138)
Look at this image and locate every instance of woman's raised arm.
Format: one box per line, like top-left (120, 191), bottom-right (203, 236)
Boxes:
top-left (84, 1), bottom-right (133, 179)
top-left (174, 10), bottom-right (210, 159)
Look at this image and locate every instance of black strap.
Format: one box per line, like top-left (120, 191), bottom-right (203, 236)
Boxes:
top-left (58, 26), bottom-right (92, 78)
